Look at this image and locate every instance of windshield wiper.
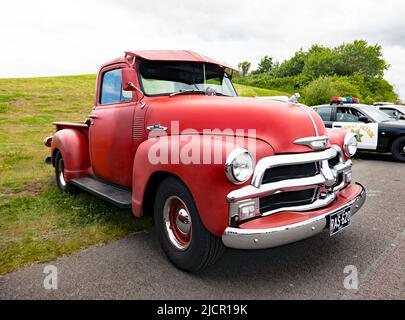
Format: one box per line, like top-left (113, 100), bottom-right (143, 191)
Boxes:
top-left (214, 92), bottom-right (230, 97)
top-left (169, 89), bottom-right (206, 97)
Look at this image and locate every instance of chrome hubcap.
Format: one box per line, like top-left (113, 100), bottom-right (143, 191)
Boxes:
top-left (175, 208), bottom-right (191, 235)
top-left (58, 158), bottom-right (67, 187)
top-left (163, 196), bottom-right (192, 251)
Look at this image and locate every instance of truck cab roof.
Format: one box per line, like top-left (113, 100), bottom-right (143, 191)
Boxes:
top-left (101, 50), bottom-right (237, 72)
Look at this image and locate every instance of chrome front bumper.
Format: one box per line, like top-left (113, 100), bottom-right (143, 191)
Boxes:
top-left (222, 183), bottom-right (366, 250)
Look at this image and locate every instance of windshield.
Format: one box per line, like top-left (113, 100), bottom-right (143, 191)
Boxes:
top-left (139, 61), bottom-right (237, 97)
top-left (397, 106), bottom-right (405, 114)
top-left (357, 105), bottom-right (394, 122)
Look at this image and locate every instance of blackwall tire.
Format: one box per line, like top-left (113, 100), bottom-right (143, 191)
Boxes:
top-left (154, 177), bottom-right (225, 272)
top-left (54, 151), bottom-right (76, 194)
top-left (391, 137), bottom-right (405, 162)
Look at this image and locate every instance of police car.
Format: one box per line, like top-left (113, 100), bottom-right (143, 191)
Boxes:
top-left (373, 102), bottom-right (405, 121)
top-left (313, 97), bottom-right (405, 162)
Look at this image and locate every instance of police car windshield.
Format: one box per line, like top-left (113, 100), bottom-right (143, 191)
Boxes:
top-left (397, 106), bottom-right (405, 113)
top-left (357, 105), bottom-right (394, 122)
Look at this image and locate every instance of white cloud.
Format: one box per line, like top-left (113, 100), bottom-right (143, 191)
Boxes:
top-left (1, 0), bottom-right (405, 98)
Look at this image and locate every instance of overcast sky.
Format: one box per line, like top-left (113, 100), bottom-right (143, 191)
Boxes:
top-left (1, 0), bottom-right (405, 98)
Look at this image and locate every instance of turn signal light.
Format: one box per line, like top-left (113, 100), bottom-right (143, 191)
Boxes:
top-left (238, 201), bottom-right (260, 222)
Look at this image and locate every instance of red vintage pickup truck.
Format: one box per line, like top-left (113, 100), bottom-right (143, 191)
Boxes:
top-left (44, 50), bottom-right (366, 272)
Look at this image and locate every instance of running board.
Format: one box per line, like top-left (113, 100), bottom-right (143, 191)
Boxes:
top-left (70, 177), bottom-right (132, 209)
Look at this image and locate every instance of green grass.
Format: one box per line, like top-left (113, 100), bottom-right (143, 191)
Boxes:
top-left (0, 74), bottom-right (274, 275)
top-left (0, 189), bottom-right (151, 274)
top-left (234, 83), bottom-right (291, 97)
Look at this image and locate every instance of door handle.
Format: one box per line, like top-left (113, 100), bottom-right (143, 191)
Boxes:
top-left (334, 125), bottom-right (342, 128)
top-left (88, 114), bottom-right (98, 125)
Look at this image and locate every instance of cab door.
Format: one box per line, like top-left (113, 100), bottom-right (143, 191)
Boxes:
top-left (89, 66), bottom-right (135, 187)
top-left (332, 106), bottom-right (378, 150)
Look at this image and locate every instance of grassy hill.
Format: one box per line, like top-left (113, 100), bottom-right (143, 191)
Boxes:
top-left (233, 83), bottom-right (291, 97)
top-left (0, 74), bottom-right (286, 275)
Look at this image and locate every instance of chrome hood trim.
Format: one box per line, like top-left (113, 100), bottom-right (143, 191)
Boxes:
top-left (295, 104), bottom-right (319, 136)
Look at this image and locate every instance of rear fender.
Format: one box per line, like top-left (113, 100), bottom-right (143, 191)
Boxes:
top-left (51, 129), bottom-right (90, 181)
top-left (132, 135), bottom-right (274, 236)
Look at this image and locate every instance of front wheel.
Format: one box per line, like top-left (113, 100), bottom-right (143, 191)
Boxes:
top-left (154, 177), bottom-right (225, 272)
top-left (391, 137), bottom-right (405, 162)
top-left (54, 151), bottom-right (76, 194)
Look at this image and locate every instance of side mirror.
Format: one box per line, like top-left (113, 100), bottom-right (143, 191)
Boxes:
top-left (122, 68), bottom-right (138, 91)
top-left (122, 67), bottom-right (146, 108)
top-left (358, 116), bottom-right (371, 123)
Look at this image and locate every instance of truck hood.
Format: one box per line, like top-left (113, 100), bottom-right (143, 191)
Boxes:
top-left (145, 95), bottom-right (327, 154)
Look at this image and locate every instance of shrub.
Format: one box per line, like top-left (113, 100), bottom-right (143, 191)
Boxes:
top-left (301, 77), bottom-right (339, 106)
top-left (235, 40), bottom-right (397, 104)
top-left (332, 77), bottom-right (362, 99)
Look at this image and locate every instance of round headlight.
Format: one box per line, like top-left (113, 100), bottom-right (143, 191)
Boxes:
top-left (225, 148), bottom-right (254, 184)
top-left (344, 133), bottom-right (358, 157)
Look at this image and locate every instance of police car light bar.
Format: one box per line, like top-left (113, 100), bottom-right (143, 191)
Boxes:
top-left (330, 97), bottom-right (360, 104)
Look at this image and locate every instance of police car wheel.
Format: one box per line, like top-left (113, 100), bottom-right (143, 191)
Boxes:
top-left (391, 137), bottom-right (405, 162)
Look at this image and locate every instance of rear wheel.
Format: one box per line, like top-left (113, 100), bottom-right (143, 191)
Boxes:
top-left (391, 137), bottom-right (405, 162)
top-left (54, 151), bottom-right (76, 194)
top-left (154, 177), bottom-right (225, 272)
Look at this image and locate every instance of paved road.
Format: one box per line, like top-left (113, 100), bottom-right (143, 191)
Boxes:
top-left (1, 156), bottom-right (404, 300)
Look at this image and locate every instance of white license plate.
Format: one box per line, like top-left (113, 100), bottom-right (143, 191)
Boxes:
top-left (329, 207), bottom-right (352, 236)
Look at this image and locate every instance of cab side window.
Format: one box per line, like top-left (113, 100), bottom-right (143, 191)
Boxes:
top-left (315, 107), bottom-right (332, 121)
top-left (336, 107), bottom-right (363, 122)
top-left (380, 108), bottom-right (397, 118)
top-left (100, 69), bottom-right (132, 105)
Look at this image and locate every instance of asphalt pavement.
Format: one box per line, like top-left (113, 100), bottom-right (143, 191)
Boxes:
top-left (0, 154), bottom-right (404, 300)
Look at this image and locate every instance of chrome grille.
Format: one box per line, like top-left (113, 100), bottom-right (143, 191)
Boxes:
top-left (227, 146), bottom-right (353, 224)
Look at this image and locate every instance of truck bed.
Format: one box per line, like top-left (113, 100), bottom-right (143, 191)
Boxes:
top-left (53, 121), bottom-right (89, 133)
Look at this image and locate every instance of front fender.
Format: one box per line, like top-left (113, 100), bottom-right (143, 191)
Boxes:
top-left (51, 129), bottom-right (90, 181)
top-left (326, 128), bottom-right (348, 159)
top-left (132, 135), bottom-right (274, 237)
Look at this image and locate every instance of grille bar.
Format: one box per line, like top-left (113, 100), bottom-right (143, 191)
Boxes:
top-left (262, 163), bottom-right (318, 184)
top-left (259, 188), bottom-right (317, 213)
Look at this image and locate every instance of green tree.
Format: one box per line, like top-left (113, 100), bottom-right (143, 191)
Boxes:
top-left (233, 40), bottom-right (397, 103)
top-left (302, 47), bottom-right (339, 79)
top-left (275, 49), bottom-right (308, 77)
top-left (238, 61), bottom-right (251, 77)
top-left (255, 55), bottom-right (274, 74)
top-left (336, 40), bottom-right (389, 77)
